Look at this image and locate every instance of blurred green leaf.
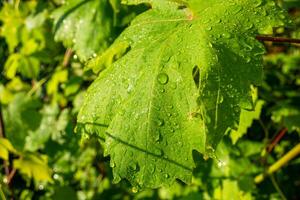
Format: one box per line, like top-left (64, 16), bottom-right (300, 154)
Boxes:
top-left (0, 138), bottom-right (17, 160)
top-left (51, 0), bottom-right (117, 61)
top-left (13, 152), bottom-right (53, 183)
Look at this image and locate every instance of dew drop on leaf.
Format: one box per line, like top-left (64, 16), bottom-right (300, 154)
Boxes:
top-left (155, 132), bottom-right (162, 142)
top-left (233, 5), bottom-right (242, 14)
top-left (222, 32), bottom-right (232, 39)
top-left (157, 73), bottom-right (169, 85)
top-left (218, 95), bottom-right (224, 104)
top-left (206, 26), bottom-right (212, 31)
top-left (157, 119), bottom-right (164, 126)
top-left (110, 161), bottom-right (116, 168)
top-left (154, 148), bottom-right (163, 156)
top-left (217, 160), bottom-right (227, 168)
top-left (254, 0), bottom-right (262, 8)
top-left (245, 57), bottom-right (251, 63)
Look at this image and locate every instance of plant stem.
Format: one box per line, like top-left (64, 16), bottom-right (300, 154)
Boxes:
top-left (267, 128), bottom-right (288, 153)
top-left (270, 174), bottom-right (287, 200)
top-left (255, 143), bottom-right (300, 183)
top-left (0, 184), bottom-right (7, 200)
top-left (63, 48), bottom-right (73, 67)
top-left (256, 35), bottom-right (300, 44)
top-left (0, 106), bottom-right (5, 139)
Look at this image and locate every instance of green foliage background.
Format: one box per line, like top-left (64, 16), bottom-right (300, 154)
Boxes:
top-left (0, 0), bottom-right (299, 199)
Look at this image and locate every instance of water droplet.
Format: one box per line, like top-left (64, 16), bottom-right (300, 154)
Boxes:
top-left (110, 162), bottom-right (116, 168)
top-left (215, 19), bottom-right (222, 23)
top-left (245, 57), bottom-right (251, 63)
top-left (53, 174), bottom-right (59, 180)
top-left (154, 148), bottom-right (163, 156)
top-left (170, 83), bottom-right (177, 89)
top-left (38, 185), bottom-right (44, 190)
top-left (206, 26), bottom-right (212, 31)
top-left (155, 132), bottom-right (162, 142)
top-left (217, 160), bottom-right (227, 168)
top-left (157, 73), bottom-right (169, 85)
top-left (129, 163), bottom-right (138, 171)
top-left (245, 23), bottom-right (254, 30)
top-left (157, 119), bottom-right (164, 126)
top-left (149, 164), bottom-right (155, 173)
top-left (254, 0), bottom-right (262, 7)
top-left (233, 5), bottom-right (242, 14)
top-left (167, 105), bottom-right (173, 109)
top-left (222, 32), bottom-right (232, 39)
top-left (218, 95), bottom-right (224, 104)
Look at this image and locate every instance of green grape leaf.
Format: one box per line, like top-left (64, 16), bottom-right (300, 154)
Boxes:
top-left (13, 153), bottom-right (53, 183)
top-left (231, 100), bottom-right (264, 144)
top-left (0, 3), bottom-right (24, 53)
top-left (51, 0), bottom-right (117, 61)
top-left (3, 93), bottom-right (42, 151)
top-left (271, 103), bottom-right (300, 132)
top-left (217, 179), bottom-right (252, 200)
top-left (0, 138), bottom-right (17, 161)
top-left (77, 0), bottom-right (289, 188)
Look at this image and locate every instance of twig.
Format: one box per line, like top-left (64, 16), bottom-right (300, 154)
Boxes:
top-left (6, 169), bottom-right (16, 185)
top-left (0, 106), bottom-right (5, 139)
top-left (0, 106), bottom-right (15, 200)
top-left (267, 128), bottom-right (288, 153)
top-left (256, 35), bottom-right (300, 44)
top-left (255, 143), bottom-right (300, 183)
top-left (63, 48), bottom-right (73, 67)
top-left (270, 174), bottom-right (287, 200)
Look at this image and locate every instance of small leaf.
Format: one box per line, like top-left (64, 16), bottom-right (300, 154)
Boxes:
top-left (0, 138), bottom-right (17, 160)
top-left (13, 153), bottom-right (53, 183)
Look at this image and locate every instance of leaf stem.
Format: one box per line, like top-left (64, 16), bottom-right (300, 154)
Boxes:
top-left (256, 35), bottom-right (300, 44)
top-left (267, 128), bottom-right (288, 153)
top-left (0, 184), bottom-right (7, 200)
top-left (270, 174), bottom-right (287, 200)
top-left (63, 48), bottom-right (73, 67)
top-left (255, 143), bottom-right (300, 183)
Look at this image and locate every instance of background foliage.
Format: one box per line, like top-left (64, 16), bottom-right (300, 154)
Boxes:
top-left (0, 0), bottom-right (299, 199)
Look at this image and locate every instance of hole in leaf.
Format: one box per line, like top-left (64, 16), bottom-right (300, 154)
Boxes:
top-left (193, 65), bottom-right (200, 88)
top-left (178, 5), bottom-right (187, 10)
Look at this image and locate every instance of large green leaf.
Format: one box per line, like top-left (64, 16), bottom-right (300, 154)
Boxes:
top-left (51, 0), bottom-right (117, 61)
top-left (77, 0), bottom-right (289, 188)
